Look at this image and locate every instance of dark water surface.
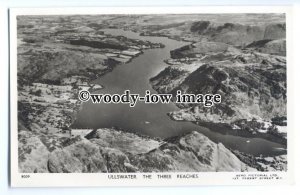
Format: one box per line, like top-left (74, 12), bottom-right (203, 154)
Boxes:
top-left (72, 29), bottom-right (286, 156)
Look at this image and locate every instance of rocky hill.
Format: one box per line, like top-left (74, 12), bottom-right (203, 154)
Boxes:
top-left (246, 39), bottom-right (286, 56)
top-left (19, 128), bottom-right (261, 173)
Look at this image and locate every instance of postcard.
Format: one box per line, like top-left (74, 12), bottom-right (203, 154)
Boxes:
top-left (10, 6), bottom-right (293, 187)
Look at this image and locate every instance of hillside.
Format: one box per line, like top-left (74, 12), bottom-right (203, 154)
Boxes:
top-left (19, 128), bottom-right (261, 173)
top-left (149, 18), bottom-right (287, 143)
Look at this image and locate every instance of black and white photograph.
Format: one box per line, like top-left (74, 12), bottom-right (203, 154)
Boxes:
top-left (9, 7), bottom-right (293, 187)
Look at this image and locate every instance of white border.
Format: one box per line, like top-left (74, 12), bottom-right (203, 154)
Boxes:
top-left (10, 6), bottom-right (294, 187)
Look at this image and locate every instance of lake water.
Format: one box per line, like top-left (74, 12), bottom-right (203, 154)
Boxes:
top-left (72, 29), bottom-right (286, 156)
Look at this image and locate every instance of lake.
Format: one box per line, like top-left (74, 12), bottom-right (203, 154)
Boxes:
top-left (72, 29), bottom-right (286, 157)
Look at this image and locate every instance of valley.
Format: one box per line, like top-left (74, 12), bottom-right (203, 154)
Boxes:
top-left (17, 14), bottom-right (287, 173)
